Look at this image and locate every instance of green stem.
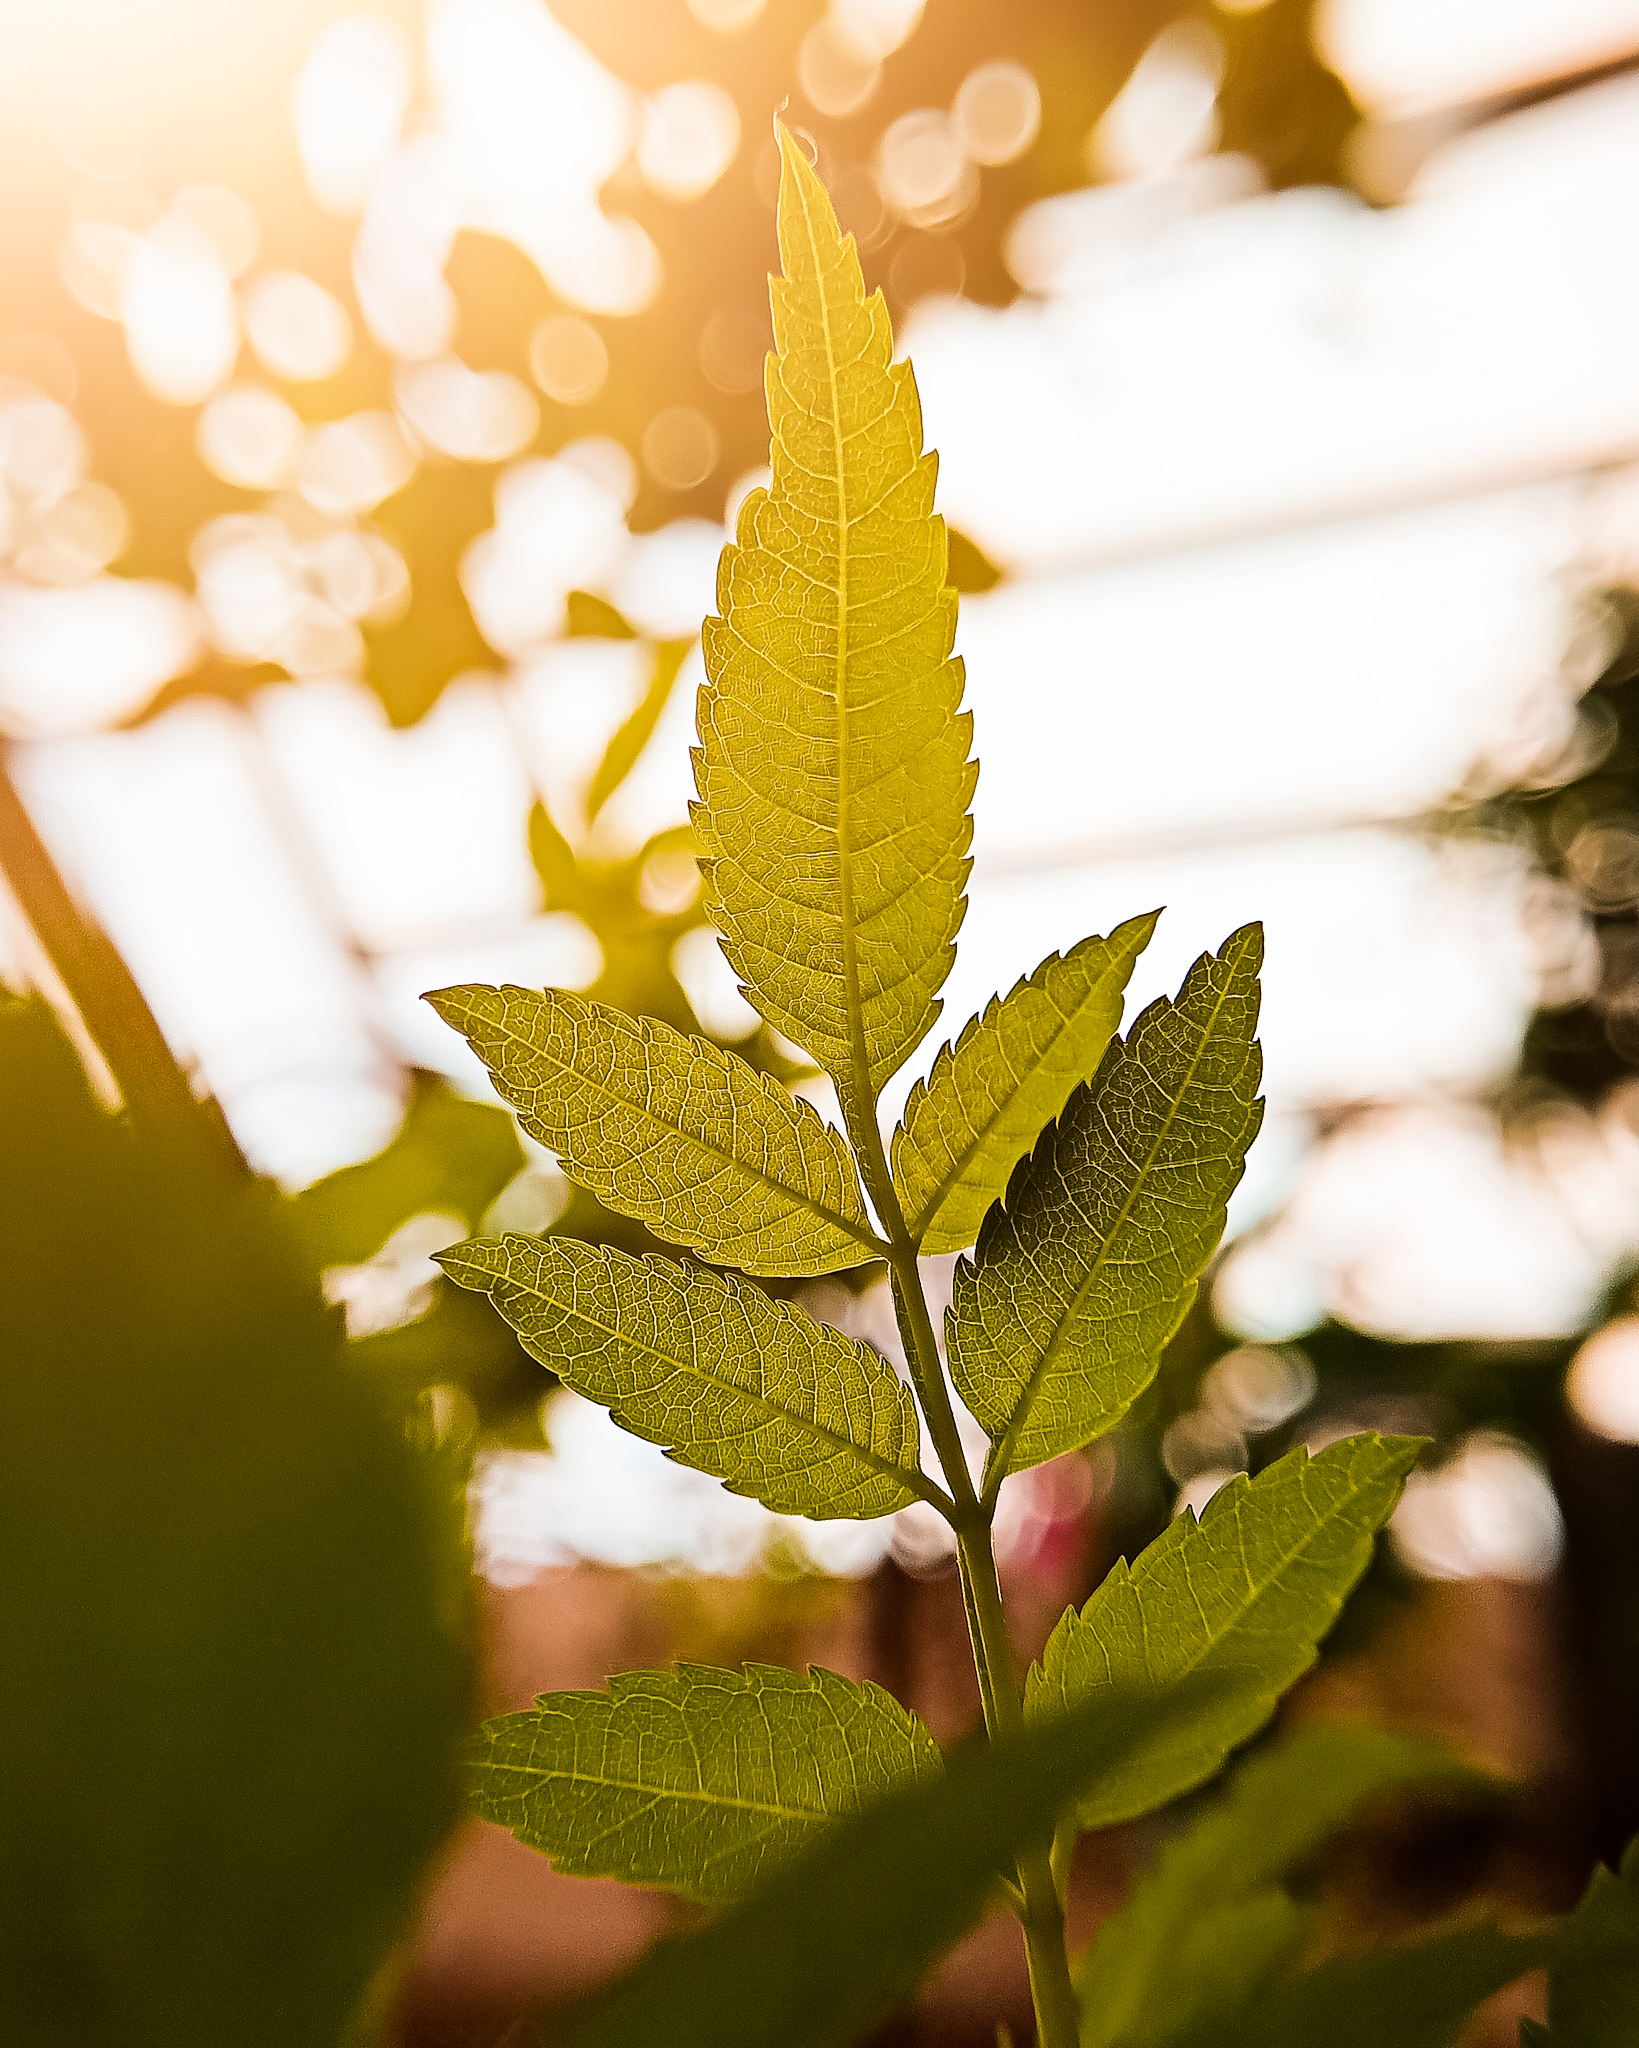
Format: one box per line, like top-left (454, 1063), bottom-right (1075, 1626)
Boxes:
top-left (844, 1092), bottom-right (1080, 2048)
top-left (959, 1535), bottom-right (1082, 2048)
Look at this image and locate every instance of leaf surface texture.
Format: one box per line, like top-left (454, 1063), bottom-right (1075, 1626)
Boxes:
top-left (893, 912), bottom-right (1156, 1253)
top-left (424, 984), bottom-right (874, 1275)
top-left (692, 126), bottom-right (975, 1122)
top-left (469, 1663), bottom-right (940, 1902)
top-left (442, 1234), bottom-right (929, 1518)
top-left (1026, 1435), bottom-right (1421, 1824)
top-left (948, 925), bottom-right (1264, 1482)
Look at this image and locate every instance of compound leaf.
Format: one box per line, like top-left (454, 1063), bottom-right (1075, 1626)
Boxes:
top-left (693, 126), bottom-right (976, 1128)
top-left (893, 912), bottom-right (1157, 1254)
top-left (469, 1663), bottom-right (941, 1904)
top-left (440, 1234), bottom-right (933, 1519)
top-left (1080, 1722), bottom-right (1488, 2048)
top-left (556, 1667), bottom-right (1237, 2048)
top-left (424, 985), bottom-right (878, 1276)
top-left (948, 925), bottom-right (1264, 1484)
top-left (1026, 1435), bottom-right (1422, 1827)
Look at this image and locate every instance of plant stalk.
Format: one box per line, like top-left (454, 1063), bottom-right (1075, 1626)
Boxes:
top-left (848, 1093), bottom-right (1081, 2048)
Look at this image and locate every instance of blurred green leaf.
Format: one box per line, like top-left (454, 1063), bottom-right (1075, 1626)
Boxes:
top-left (555, 1668), bottom-right (1237, 2048)
top-left (424, 984), bottom-right (880, 1274)
top-left (1026, 1436), bottom-right (1422, 1827)
top-left (566, 589), bottom-right (639, 639)
top-left (471, 1662), bottom-right (941, 1902)
top-left (1079, 1722), bottom-right (1491, 2048)
top-left (944, 528), bottom-right (1005, 594)
top-left (1169, 1921), bottom-right (1548, 2048)
top-left (0, 997), bottom-right (467, 2047)
top-left (693, 125), bottom-right (976, 1128)
top-left (290, 1069), bottom-right (524, 1268)
top-left (441, 1233), bottom-right (932, 1517)
top-left (588, 637), bottom-right (693, 821)
top-left (1521, 1838), bottom-right (1639, 2046)
top-left (894, 913), bottom-right (1157, 1254)
top-left (949, 926), bottom-right (1265, 1484)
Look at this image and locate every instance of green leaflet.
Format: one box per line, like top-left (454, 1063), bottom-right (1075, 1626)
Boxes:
top-left (440, 1234), bottom-right (933, 1519)
top-left (692, 125), bottom-right (976, 1126)
top-left (469, 1663), bottom-right (941, 1903)
top-left (1164, 1922), bottom-right (1548, 2048)
top-left (1078, 1723), bottom-right (1486, 2048)
top-left (1522, 1837), bottom-right (1639, 2046)
top-left (893, 914), bottom-right (1157, 1254)
top-left (948, 925), bottom-right (1264, 1484)
top-left (1026, 1435), bottom-right (1422, 1827)
top-left (588, 636), bottom-right (693, 822)
top-left (424, 984), bottom-right (878, 1276)
top-left (557, 1668), bottom-right (1238, 2048)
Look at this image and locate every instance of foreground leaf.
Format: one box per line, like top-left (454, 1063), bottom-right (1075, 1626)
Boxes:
top-left (1169, 1922), bottom-right (1548, 2048)
top-left (1522, 1837), bottom-right (1639, 2046)
top-left (693, 125), bottom-right (976, 1124)
top-left (424, 985), bottom-right (878, 1275)
top-left (556, 1669), bottom-right (1235, 2048)
top-left (1, 999), bottom-right (465, 2047)
top-left (892, 912), bottom-right (1157, 1254)
top-left (948, 926), bottom-right (1264, 1483)
top-left (1079, 1722), bottom-right (1489, 2048)
top-left (1026, 1436), bottom-right (1422, 1826)
top-left (470, 1663), bottom-right (940, 1903)
top-left (441, 1235), bottom-right (932, 1519)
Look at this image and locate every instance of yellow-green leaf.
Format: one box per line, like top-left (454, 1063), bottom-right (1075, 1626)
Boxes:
top-left (692, 126), bottom-right (976, 1127)
top-left (892, 912), bottom-right (1157, 1254)
top-left (947, 924), bottom-right (1264, 1485)
top-left (424, 985), bottom-right (878, 1276)
top-left (441, 1234), bottom-right (933, 1519)
top-left (469, 1663), bottom-right (942, 1903)
top-left (1025, 1436), bottom-right (1423, 1827)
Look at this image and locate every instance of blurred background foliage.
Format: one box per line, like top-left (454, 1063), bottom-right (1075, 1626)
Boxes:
top-left (7, 0), bottom-right (1639, 2041)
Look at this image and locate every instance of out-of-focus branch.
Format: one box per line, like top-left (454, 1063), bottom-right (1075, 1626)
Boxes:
top-left (0, 745), bottom-right (242, 1166)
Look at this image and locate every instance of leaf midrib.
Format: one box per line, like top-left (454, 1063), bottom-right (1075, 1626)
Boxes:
top-left (984, 956), bottom-right (1249, 1491)
top-left (466, 999), bottom-right (883, 1259)
top-left (790, 150), bottom-right (873, 1131)
top-left (493, 1251), bottom-right (938, 1506)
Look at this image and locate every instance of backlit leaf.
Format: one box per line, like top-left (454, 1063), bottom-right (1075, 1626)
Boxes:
top-left (424, 984), bottom-right (878, 1276)
top-left (556, 1668), bottom-right (1237, 2048)
top-left (1079, 1722), bottom-right (1488, 2048)
top-left (893, 913), bottom-right (1157, 1254)
top-left (692, 125), bottom-right (976, 1126)
top-left (469, 1662), bottom-right (941, 1903)
top-left (440, 1234), bottom-right (932, 1518)
top-left (947, 925), bottom-right (1264, 1483)
top-left (1026, 1435), bottom-right (1422, 1826)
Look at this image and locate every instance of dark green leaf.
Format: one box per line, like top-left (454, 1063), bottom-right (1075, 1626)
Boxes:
top-left (1170, 1922), bottom-right (1547, 2048)
top-left (441, 1234), bottom-right (933, 1517)
top-left (1079, 1722), bottom-right (1489, 2048)
top-left (1026, 1437), bottom-right (1422, 1827)
top-left (425, 984), bottom-right (879, 1275)
top-left (1523, 1838), bottom-right (1639, 2046)
top-left (948, 926), bottom-right (1264, 1483)
top-left (0, 998), bottom-right (466, 2047)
